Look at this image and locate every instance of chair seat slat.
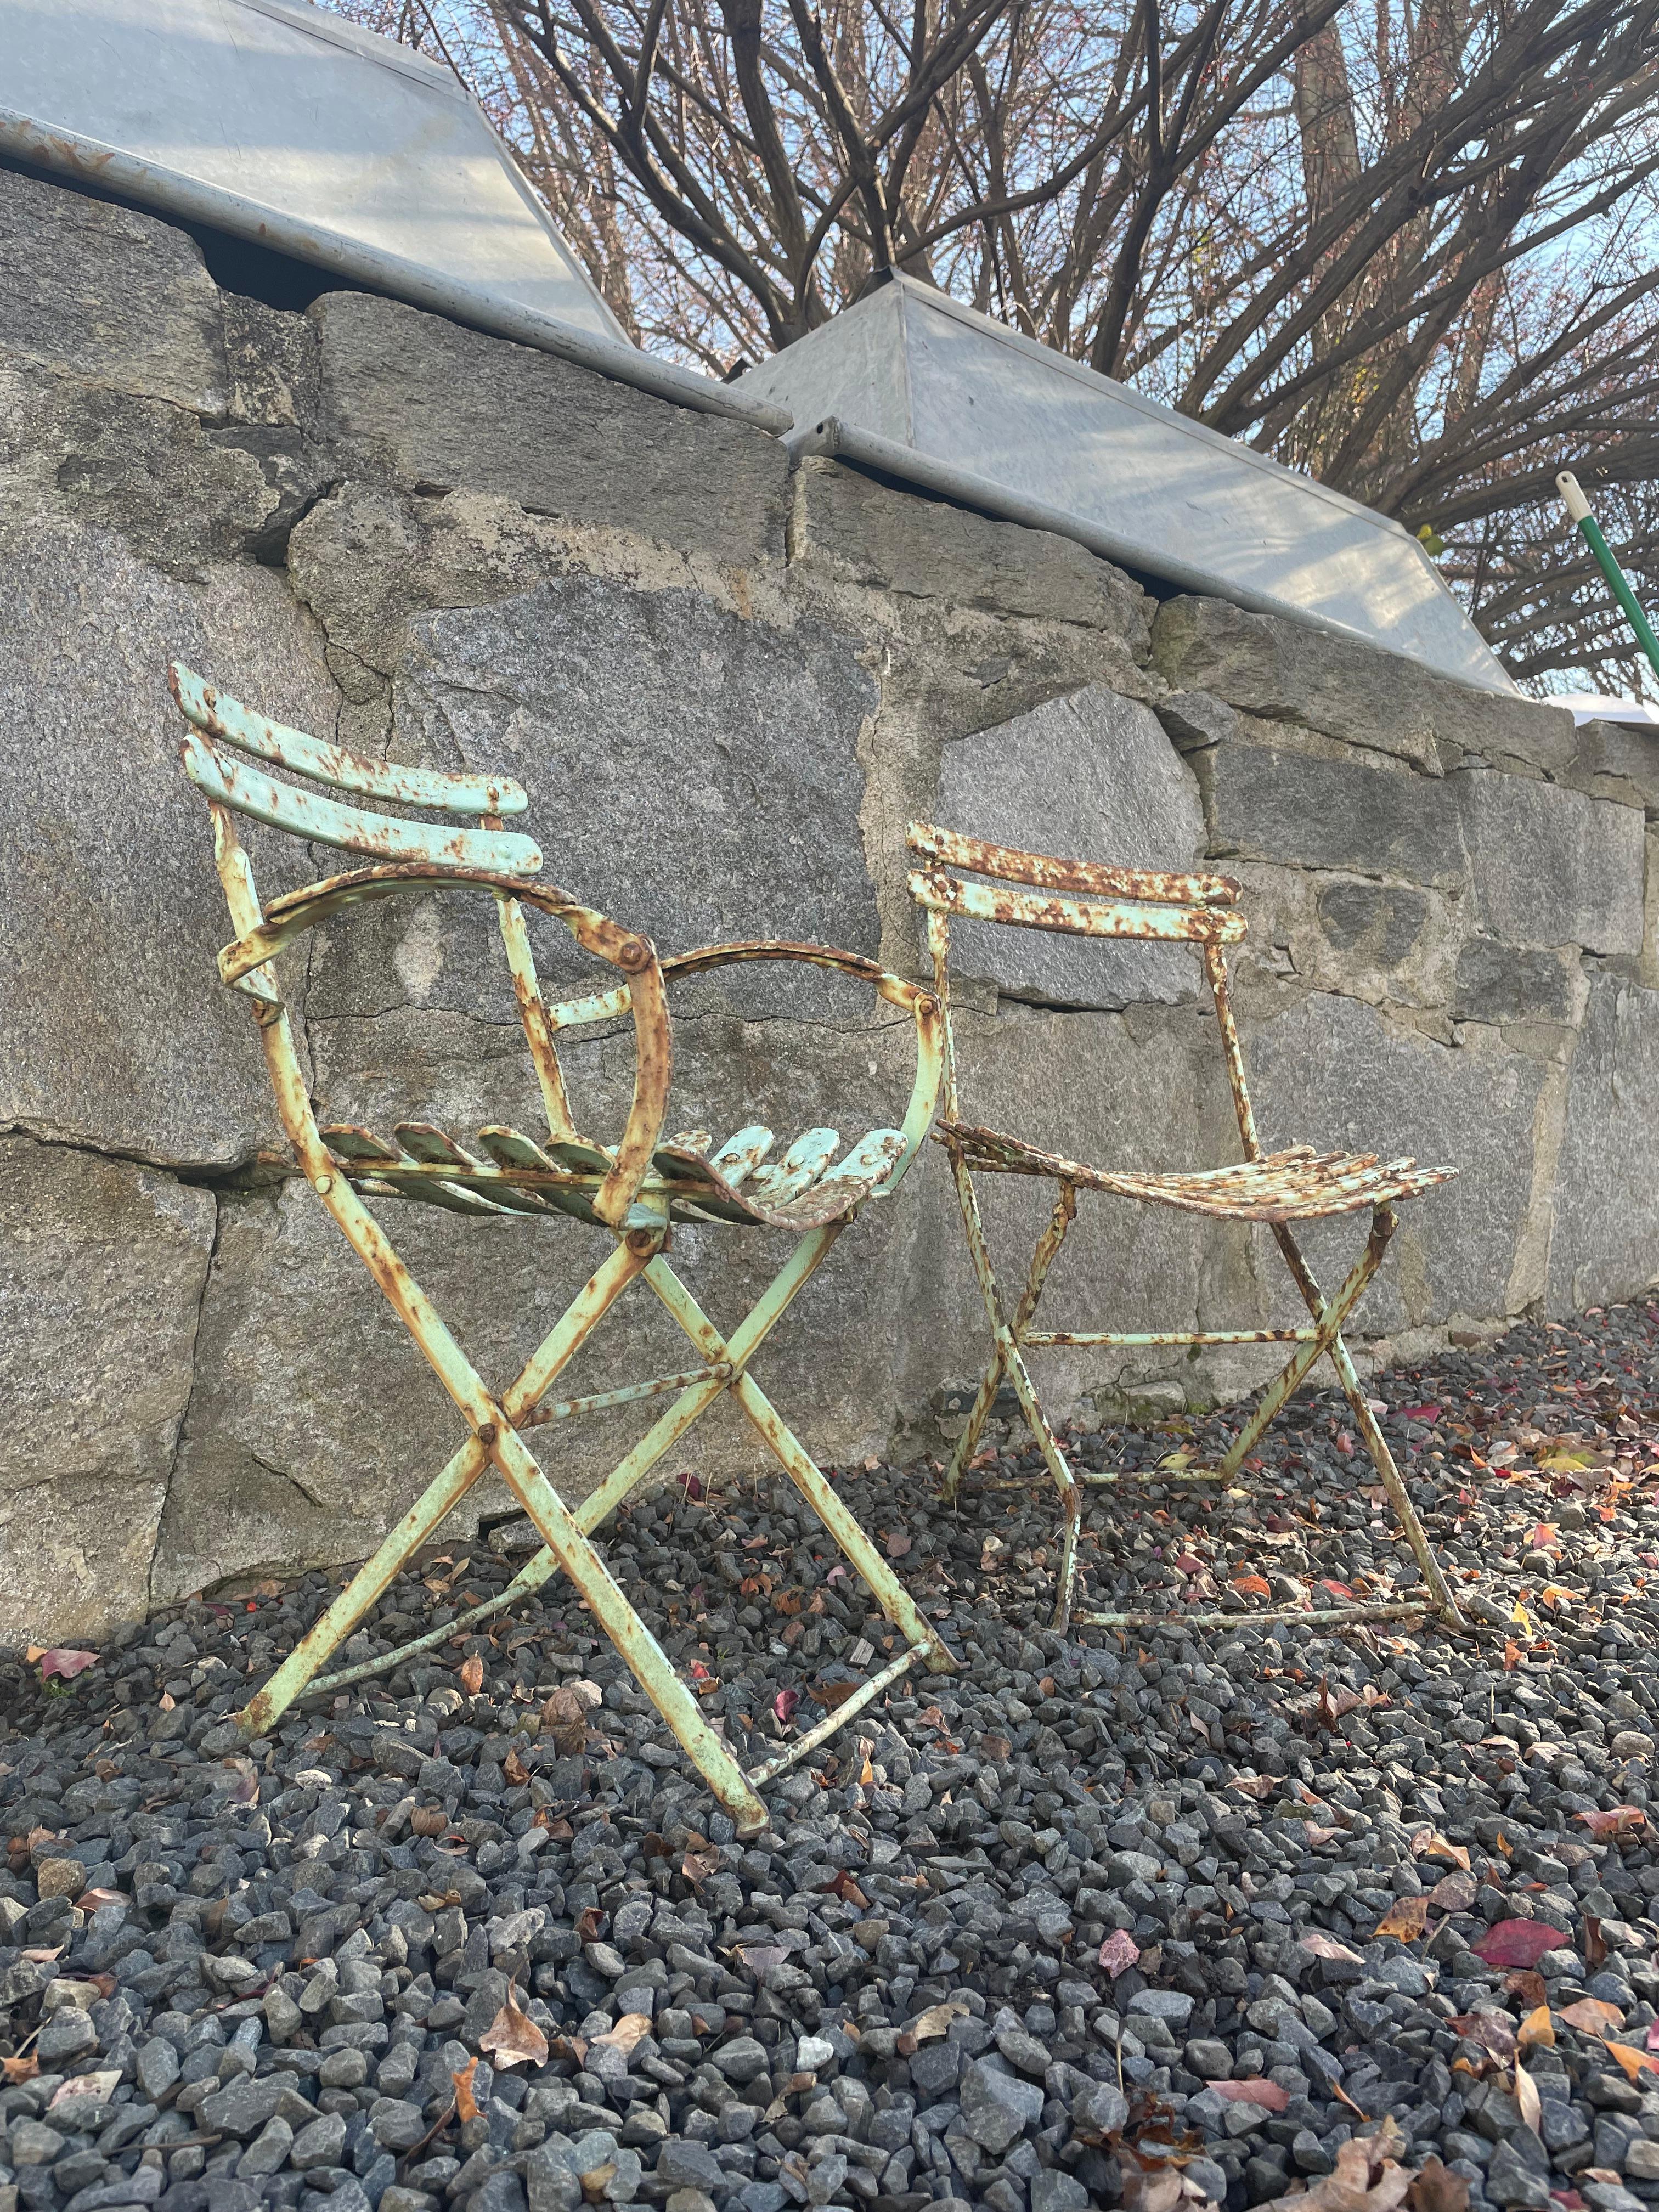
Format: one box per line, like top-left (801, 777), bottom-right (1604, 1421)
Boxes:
top-left (172, 662), bottom-right (528, 815)
top-left (182, 731), bottom-right (543, 874)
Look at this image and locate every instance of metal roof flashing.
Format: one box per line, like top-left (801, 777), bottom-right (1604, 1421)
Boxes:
top-left (746, 276), bottom-right (1515, 695)
top-left (0, 0), bottom-right (792, 435)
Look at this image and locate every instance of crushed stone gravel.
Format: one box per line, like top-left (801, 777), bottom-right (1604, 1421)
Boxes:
top-left (6, 1301), bottom-right (1659, 2212)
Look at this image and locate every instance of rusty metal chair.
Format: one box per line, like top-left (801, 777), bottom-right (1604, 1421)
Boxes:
top-left (907, 820), bottom-right (1464, 1638)
top-left (168, 660), bottom-right (952, 1836)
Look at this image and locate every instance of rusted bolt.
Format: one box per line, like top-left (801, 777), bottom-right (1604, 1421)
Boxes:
top-left (477, 1421), bottom-right (498, 1447)
top-left (916, 993), bottom-right (939, 1016)
top-left (618, 938), bottom-right (651, 972)
top-left (313, 1172), bottom-right (333, 1194)
top-left (625, 1227), bottom-right (660, 1255)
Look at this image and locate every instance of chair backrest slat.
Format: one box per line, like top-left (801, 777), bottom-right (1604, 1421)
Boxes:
top-left (171, 662), bottom-right (529, 817)
top-left (182, 730), bottom-right (543, 874)
top-left (907, 868), bottom-right (1246, 944)
top-left (909, 820), bottom-right (1239, 909)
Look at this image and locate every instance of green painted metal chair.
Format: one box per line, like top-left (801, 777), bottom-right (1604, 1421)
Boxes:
top-left (907, 820), bottom-right (1464, 1639)
top-left (169, 661), bottom-right (952, 1836)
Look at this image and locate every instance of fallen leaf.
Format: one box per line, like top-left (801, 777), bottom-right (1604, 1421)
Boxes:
top-left (1452, 2012), bottom-right (1517, 2061)
top-left (32, 1649), bottom-right (98, 1683)
top-left (1519, 2006), bottom-right (1556, 2052)
top-left (1429, 1871), bottom-right (1479, 1912)
top-left (1472, 1919), bottom-right (1569, 1968)
top-left (1562, 2000), bottom-right (1625, 2034)
top-left (479, 1985), bottom-right (548, 2069)
top-left (410, 1808), bottom-right (448, 1838)
top-left (535, 1812), bottom-right (573, 1841)
top-left (907, 2000), bottom-right (970, 2044)
top-left (1231, 1575), bottom-right (1272, 1598)
top-left (1099, 1928), bottom-right (1141, 1978)
top-left (2, 2055), bottom-right (38, 2084)
top-left (1584, 1917), bottom-right (1609, 1969)
top-left (884, 1531), bottom-right (912, 1559)
top-left (157, 1692), bottom-right (175, 1712)
top-left (49, 2071), bottom-right (120, 2108)
top-left (736, 1943), bottom-right (789, 1973)
top-left (1601, 2041), bottom-right (1659, 2084)
top-left (501, 1747), bottom-right (530, 1787)
top-left (1575, 1807), bottom-right (1646, 1840)
top-left (816, 1870), bottom-right (870, 1909)
top-left (1213, 2078), bottom-right (1290, 2112)
top-left (682, 1846), bottom-right (720, 1886)
top-left (1410, 1829), bottom-right (1472, 1871)
top-left (772, 1689), bottom-right (799, 1726)
top-left (459, 1655), bottom-right (484, 1696)
top-left (1228, 1773), bottom-right (1277, 1801)
top-left (1268, 2117), bottom-right (1413, 2212)
top-left (1406, 2158), bottom-right (1472, 2212)
top-left (1299, 1932), bottom-right (1364, 1963)
top-left (452, 2057), bottom-right (479, 2123)
top-left (1375, 1895), bottom-right (1432, 1941)
top-left (1504, 1640), bottom-right (1522, 1671)
top-left (591, 2012), bottom-right (650, 2056)
top-left (1505, 1972), bottom-right (1549, 2008)
top-left (814, 1679), bottom-right (865, 1711)
top-left (575, 1906), bottom-right (606, 1942)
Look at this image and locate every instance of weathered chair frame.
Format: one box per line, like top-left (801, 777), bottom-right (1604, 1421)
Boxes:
top-left (170, 661), bottom-right (953, 1838)
top-left (907, 820), bottom-right (1464, 1639)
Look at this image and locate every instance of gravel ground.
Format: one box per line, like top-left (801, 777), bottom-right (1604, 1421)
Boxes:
top-left (8, 1300), bottom-right (1659, 2212)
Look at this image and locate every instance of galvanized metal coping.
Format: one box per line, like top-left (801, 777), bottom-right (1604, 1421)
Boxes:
top-left (0, 110), bottom-right (792, 437)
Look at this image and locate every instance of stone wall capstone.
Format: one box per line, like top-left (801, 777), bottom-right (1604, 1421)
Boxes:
top-left (3, 160), bottom-right (1655, 1639)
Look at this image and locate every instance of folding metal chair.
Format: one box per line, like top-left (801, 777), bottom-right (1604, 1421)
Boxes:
top-left (167, 661), bottom-right (953, 1837)
top-left (907, 821), bottom-right (1465, 1638)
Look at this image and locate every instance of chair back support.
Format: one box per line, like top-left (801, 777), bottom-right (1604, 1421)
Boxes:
top-left (171, 662), bottom-right (541, 874)
top-left (906, 820), bottom-right (1260, 1153)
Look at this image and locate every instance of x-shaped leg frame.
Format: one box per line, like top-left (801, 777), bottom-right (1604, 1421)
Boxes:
top-left (939, 1142), bottom-right (1463, 1637)
top-left (235, 1175), bottom-right (952, 1837)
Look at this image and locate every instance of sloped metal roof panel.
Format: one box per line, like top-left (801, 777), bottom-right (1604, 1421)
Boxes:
top-left (742, 279), bottom-right (1514, 693)
top-left (0, 0), bottom-right (791, 431)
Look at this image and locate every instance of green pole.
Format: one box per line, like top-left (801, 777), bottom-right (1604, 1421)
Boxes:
top-left (1557, 470), bottom-right (1659, 682)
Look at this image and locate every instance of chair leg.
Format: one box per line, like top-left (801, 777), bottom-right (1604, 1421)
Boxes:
top-left (943, 1181), bottom-right (1077, 1497)
top-left (642, 1257), bottom-right (956, 1673)
top-left (1268, 1214), bottom-right (1463, 1629)
top-left (238, 1231), bottom-right (656, 1738)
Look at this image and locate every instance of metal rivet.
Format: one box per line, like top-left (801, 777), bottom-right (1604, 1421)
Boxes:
top-left (313, 1173), bottom-right (332, 1194)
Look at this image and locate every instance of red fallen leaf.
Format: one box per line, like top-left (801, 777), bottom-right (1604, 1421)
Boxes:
top-left (1401, 1404), bottom-right (1442, 1422)
top-left (884, 1531), bottom-right (912, 1559)
top-left (1212, 2078), bottom-right (1290, 2113)
top-left (459, 1655), bottom-right (484, 1695)
top-left (31, 1649), bottom-right (98, 1683)
top-left (773, 1689), bottom-right (800, 1725)
top-left (1318, 1579), bottom-right (1356, 1600)
top-left (1451, 2012), bottom-right (1516, 2060)
top-left (1231, 1574), bottom-right (1272, 1598)
top-left (76, 1888), bottom-right (124, 1912)
top-left (1228, 1774), bottom-right (1277, 1801)
top-left (1646, 2021), bottom-right (1659, 2053)
top-left (1172, 1553), bottom-right (1209, 1576)
top-left (1472, 1919), bottom-right (1570, 1968)
top-left (1575, 1807), bottom-right (1646, 1839)
top-left (1099, 1928), bottom-right (1141, 1978)
top-left (816, 1870), bottom-right (871, 1908)
top-left (452, 2057), bottom-right (479, 2123)
top-left (676, 1472), bottom-right (704, 1502)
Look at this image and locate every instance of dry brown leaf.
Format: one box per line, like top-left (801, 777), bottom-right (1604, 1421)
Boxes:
top-left (1405, 2158), bottom-right (1472, 2212)
top-left (682, 1846), bottom-right (720, 1886)
top-left (1504, 1971), bottom-right (1549, 2009)
top-left (908, 2000), bottom-right (970, 2045)
top-left (1212, 2078), bottom-right (1290, 2112)
top-left (1228, 1773), bottom-right (1277, 1801)
top-left (1576, 1807), bottom-right (1647, 1840)
top-left (1262, 2117), bottom-right (1414, 2212)
top-left (1452, 2012), bottom-right (1517, 2060)
top-left (1409, 1828), bottom-right (1472, 1871)
top-left (1561, 1999), bottom-right (1624, 2034)
top-left (503, 1748), bottom-right (530, 1787)
top-left (1600, 2040), bottom-right (1659, 2083)
top-left (1375, 1895), bottom-right (1432, 1941)
top-left (459, 1655), bottom-right (484, 1696)
top-left (1517, 2006), bottom-right (1555, 2052)
top-left (591, 2012), bottom-right (650, 2056)
top-left (479, 1985), bottom-right (548, 2070)
top-left (452, 2057), bottom-right (479, 2124)
top-left (1299, 1931), bottom-right (1364, 1963)
top-left (1, 2055), bottom-right (38, 2084)
top-left (1514, 2055), bottom-right (1542, 2134)
top-left (1584, 1916), bottom-right (1609, 1970)
top-left (410, 1807), bottom-right (448, 1838)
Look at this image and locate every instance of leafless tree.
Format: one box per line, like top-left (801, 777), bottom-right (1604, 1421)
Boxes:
top-left (340, 0), bottom-right (1659, 692)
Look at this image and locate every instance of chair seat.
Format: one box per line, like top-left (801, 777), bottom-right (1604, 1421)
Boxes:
top-left (320, 1118), bottom-right (907, 1230)
top-left (937, 1122), bottom-right (1454, 1221)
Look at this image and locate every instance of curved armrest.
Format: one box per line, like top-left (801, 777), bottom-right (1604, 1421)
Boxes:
top-left (546, 938), bottom-right (945, 1199)
top-left (222, 864), bottom-right (671, 1229)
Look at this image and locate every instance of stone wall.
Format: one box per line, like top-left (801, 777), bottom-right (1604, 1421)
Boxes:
top-left (4, 160), bottom-right (1656, 1641)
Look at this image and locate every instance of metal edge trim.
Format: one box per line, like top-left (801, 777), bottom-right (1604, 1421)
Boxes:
top-left (0, 111), bottom-right (795, 438)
